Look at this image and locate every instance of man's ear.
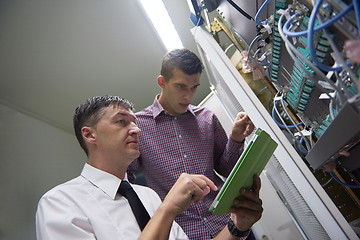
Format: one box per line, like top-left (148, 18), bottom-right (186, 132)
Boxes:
top-left (157, 75), bottom-right (166, 89)
top-left (82, 126), bottom-right (96, 144)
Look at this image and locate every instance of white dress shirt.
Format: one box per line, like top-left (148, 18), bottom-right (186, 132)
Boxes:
top-left (36, 163), bottom-right (188, 240)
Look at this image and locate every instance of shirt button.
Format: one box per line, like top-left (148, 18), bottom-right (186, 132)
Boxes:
top-left (179, 135), bottom-right (182, 138)
top-left (203, 217), bottom-right (207, 221)
top-left (184, 154), bottom-right (187, 158)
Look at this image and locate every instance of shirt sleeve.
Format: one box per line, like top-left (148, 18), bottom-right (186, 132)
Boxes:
top-left (213, 114), bottom-right (244, 177)
top-left (36, 194), bottom-right (95, 240)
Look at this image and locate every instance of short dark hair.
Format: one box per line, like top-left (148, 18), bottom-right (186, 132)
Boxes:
top-left (73, 95), bottom-right (134, 156)
top-left (160, 48), bottom-right (203, 81)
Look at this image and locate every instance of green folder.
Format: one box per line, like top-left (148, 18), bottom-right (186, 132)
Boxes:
top-left (209, 128), bottom-right (278, 216)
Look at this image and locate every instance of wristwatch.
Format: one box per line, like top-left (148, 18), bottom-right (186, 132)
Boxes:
top-left (227, 218), bottom-right (250, 238)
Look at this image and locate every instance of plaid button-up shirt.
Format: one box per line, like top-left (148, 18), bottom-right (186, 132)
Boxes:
top-left (128, 97), bottom-right (244, 239)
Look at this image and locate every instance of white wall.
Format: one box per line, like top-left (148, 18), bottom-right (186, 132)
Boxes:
top-left (0, 103), bottom-right (85, 240)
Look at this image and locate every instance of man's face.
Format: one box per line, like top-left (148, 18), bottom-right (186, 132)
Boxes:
top-left (159, 68), bottom-right (201, 116)
top-left (90, 105), bottom-right (140, 163)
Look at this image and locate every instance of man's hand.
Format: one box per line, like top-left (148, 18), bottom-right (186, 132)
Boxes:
top-left (230, 112), bottom-right (255, 143)
top-left (161, 173), bottom-right (218, 217)
top-left (230, 175), bottom-right (263, 231)
top-left (140, 174), bottom-right (217, 240)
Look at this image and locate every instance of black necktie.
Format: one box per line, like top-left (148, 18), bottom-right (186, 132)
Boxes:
top-left (118, 180), bottom-right (151, 231)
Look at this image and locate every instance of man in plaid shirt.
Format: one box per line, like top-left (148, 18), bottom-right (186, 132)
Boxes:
top-left (128, 49), bottom-right (255, 239)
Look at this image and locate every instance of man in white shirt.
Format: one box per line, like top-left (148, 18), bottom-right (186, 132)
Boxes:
top-left (36, 95), bottom-right (263, 240)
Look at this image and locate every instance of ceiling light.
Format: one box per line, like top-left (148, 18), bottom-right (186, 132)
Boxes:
top-left (139, 0), bottom-right (184, 51)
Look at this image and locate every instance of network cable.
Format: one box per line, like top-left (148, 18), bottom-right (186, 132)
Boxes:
top-left (280, 26), bottom-right (338, 105)
top-left (282, 3), bottom-right (354, 38)
top-left (353, 0), bottom-right (360, 35)
top-left (308, 0), bottom-right (343, 72)
top-left (271, 100), bottom-right (303, 129)
top-left (320, 18), bottom-right (359, 93)
top-left (247, 41), bottom-right (271, 66)
top-left (298, 136), bottom-right (309, 154)
top-left (272, 95), bottom-right (311, 152)
top-left (279, 96), bottom-right (311, 150)
top-left (226, 0), bottom-right (254, 21)
top-left (224, 43), bottom-right (235, 54)
top-left (255, 0), bottom-right (271, 26)
top-left (278, 9), bottom-right (346, 101)
top-left (282, 0), bottom-right (355, 74)
top-left (330, 171), bottom-right (360, 188)
top-left (281, 1), bottom-right (355, 73)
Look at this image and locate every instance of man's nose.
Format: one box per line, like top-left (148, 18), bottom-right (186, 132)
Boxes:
top-left (129, 123), bottom-right (141, 134)
top-left (183, 90), bottom-right (194, 102)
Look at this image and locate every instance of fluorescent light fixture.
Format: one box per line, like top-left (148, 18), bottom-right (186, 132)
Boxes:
top-left (139, 0), bottom-right (184, 51)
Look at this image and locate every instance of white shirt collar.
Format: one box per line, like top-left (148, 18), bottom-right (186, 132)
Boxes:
top-left (80, 163), bottom-right (129, 200)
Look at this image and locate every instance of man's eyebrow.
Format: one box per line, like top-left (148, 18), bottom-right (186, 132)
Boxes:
top-left (112, 112), bottom-right (129, 119)
top-left (113, 112), bottom-right (127, 117)
top-left (114, 112), bottom-right (136, 120)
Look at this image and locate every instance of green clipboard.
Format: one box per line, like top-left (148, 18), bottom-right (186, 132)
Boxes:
top-left (209, 128), bottom-right (278, 216)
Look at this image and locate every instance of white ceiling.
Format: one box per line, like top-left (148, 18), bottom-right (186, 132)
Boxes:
top-left (0, 0), bottom-right (211, 133)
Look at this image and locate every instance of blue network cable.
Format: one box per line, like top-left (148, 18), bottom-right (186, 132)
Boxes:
top-left (255, 0), bottom-right (271, 26)
top-left (298, 136), bottom-right (309, 154)
top-left (271, 101), bottom-right (303, 129)
top-left (308, 0), bottom-right (343, 72)
top-left (282, 1), bottom-right (354, 72)
top-left (330, 171), bottom-right (360, 188)
top-left (354, 0), bottom-right (360, 34)
top-left (282, 3), bottom-right (354, 37)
